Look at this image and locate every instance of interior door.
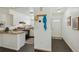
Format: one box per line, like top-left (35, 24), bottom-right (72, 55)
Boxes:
top-left (51, 19), bottom-right (62, 39)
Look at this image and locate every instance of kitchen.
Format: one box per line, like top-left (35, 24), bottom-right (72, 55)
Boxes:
top-left (0, 7), bottom-right (34, 52)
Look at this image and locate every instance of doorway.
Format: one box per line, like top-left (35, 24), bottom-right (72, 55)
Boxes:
top-left (51, 19), bottom-right (62, 39)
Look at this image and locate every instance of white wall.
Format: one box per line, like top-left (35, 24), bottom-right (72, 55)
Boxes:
top-left (62, 8), bottom-right (79, 52)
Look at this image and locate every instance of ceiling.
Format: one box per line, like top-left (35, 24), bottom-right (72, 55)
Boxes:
top-left (51, 7), bottom-right (66, 14)
top-left (0, 7), bottom-right (33, 15)
top-left (0, 7), bottom-right (67, 19)
top-left (51, 7), bottom-right (67, 19)
top-left (34, 7), bottom-right (67, 19)
top-left (16, 7), bottom-right (67, 19)
top-left (10, 7), bottom-right (32, 14)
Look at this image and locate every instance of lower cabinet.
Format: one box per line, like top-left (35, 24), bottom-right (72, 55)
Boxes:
top-left (0, 34), bottom-right (3, 47)
top-left (0, 33), bottom-right (25, 50)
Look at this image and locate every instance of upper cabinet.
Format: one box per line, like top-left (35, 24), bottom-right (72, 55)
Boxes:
top-left (0, 14), bottom-right (13, 27)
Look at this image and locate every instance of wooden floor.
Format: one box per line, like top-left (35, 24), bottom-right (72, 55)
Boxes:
top-left (35, 39), bottom-right (72, 52)
top-left (52, 39), bottom-right (72, 52)
top-left (0, 44), bottom-right (34, 52)
top-left (0, 39), bottom-right (72, 52)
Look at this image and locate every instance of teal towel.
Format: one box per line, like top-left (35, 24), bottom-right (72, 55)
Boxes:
top-left (43, 15), bottom-right (47, 31)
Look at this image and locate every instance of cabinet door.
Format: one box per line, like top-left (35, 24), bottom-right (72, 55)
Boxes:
top-left (0, 34), bottom-right (3, 46)
top-left (17, 33), bottom-right (25, 48)
top-left (2, 34), bottom-right (17, 50)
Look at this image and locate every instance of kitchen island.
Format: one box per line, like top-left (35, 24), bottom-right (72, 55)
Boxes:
top-left (0, 31), bottom-right (26, 51)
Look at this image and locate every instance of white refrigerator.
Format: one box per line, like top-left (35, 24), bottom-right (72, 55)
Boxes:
top-left (34, 14), bottom-right (52, 51)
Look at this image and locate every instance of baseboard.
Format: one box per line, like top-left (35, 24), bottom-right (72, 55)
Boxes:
top-left (62, 38), bottom-right (76, 52)
top-left (34, 49), bottom-right (51, 52)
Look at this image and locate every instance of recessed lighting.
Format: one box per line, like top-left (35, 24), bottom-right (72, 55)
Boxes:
top-left (57, 9), bottom-right (61, 13)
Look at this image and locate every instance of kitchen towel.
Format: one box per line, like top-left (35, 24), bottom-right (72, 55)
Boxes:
top-left (43, 15), bottom-right (47, 31)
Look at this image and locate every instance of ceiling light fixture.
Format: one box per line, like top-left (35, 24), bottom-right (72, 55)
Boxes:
top-left (57, 9), bottom-right (61, 13)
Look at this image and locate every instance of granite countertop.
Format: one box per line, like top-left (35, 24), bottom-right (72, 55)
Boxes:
top-left (0, 30), bottom-right (25, 34)
top-left (0, 25), bottom-right (34, 34)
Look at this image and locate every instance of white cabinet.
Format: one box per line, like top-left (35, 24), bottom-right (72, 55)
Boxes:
top-left (0, 32), bottom-right (25, 50)
top-left (0, 34), bottom-right (3, 46)
top-left (5, 14), bottom-right (13, 26)
top-left (17, 33), bottom-right (25, 49)
top-left (2, 34), bottom-right (18, 50)
top-left (0, 14), bottom-right (13, 26)
top-left (34, 15), bottom-right (51, 51)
